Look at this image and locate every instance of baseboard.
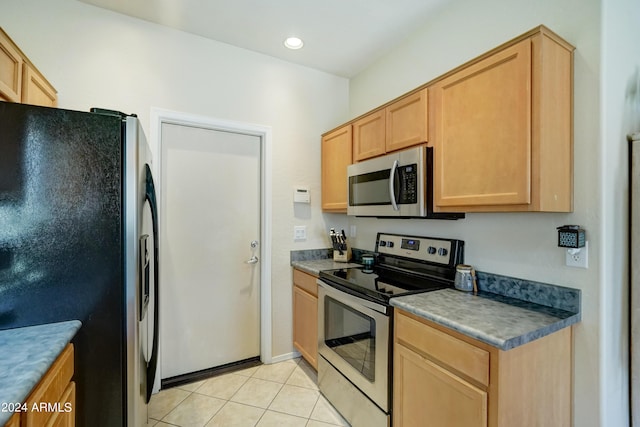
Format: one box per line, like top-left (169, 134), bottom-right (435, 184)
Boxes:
top-left (269, 351), bottom-right (301, 364)
top-left (161, 356), bottom-right (261, 389)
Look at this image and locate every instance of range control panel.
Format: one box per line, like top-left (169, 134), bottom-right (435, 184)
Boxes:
top-left (376, 233), bottom-right (459, 265)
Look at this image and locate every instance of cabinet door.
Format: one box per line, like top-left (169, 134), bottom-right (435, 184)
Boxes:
top-left (45, 382), bottom-right (75, 427)
top-left (293, 285), bottom-right (318, 369)
top-left (385, 89), bottom-right (428, 153)
top-left (0, 30), bottom-right (23, 102)
top-left (394, 343), bottom-right (487, 427)
top-left (353, 109), bottom-right (385, 161)
top-left (431, 39), bottom-right (532, 209)
top-left (22, 64), bottom-right (57, 107)
top-left (321, 125), bottom-right (352, 212)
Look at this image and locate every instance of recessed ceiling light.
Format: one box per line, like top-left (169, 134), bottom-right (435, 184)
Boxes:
top-left (284, 37), bottom-right (304, 50)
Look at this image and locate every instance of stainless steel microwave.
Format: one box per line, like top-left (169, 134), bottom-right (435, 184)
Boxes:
top-left (347, 146), bottom-right (463, 219)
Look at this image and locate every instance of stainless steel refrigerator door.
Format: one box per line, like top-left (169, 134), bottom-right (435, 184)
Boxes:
top-left (125, 117), bottom-right (159, 427)
top-left (630, 132), bottom-right (640, 426)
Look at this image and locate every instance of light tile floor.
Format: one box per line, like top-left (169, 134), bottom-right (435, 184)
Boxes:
top-left (147, 358), bottom-right (351, 427)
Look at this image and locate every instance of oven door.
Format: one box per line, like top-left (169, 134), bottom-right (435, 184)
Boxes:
top-left (317, 280), bottom-right (390, 412)
top-left (347, 145), bottom-right (426, 217)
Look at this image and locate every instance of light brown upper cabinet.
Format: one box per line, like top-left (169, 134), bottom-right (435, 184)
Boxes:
top-left (386, 89), bottom-right (428, 153)
top-left (22, 63), bottom-right (57, 107)
top-left (353, 88), bottom-right (428, 162)
top-left (322, 124), bottom-right (353, 212)
top-left (0, 29), bottom-right (23, 102)
top-left (0, 27), bottom-right (57, 107)
top-left (430, 27), bottom-right (573, 212)
top-left (353, 109), bottom-right (386, 161)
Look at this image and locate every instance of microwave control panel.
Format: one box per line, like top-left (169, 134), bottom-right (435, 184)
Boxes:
top-left (397, 164), bottom-right (417, 204)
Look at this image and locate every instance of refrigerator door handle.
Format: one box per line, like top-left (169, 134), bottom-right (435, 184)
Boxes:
top-left (144, 164), bottom-right (160, 403)
top-left (139, 234), bottom-right (150, 321)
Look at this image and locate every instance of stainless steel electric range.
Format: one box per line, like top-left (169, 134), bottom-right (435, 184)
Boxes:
top-left (317, 232), bottom-right (464, 427)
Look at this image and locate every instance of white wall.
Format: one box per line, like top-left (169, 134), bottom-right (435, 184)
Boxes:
top-left (0, 0), bottom-right (349, 360)
top-left (347, 0), bottom-right (637, 425)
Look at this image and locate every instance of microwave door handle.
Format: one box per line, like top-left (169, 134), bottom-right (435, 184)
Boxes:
top-left (389, 159), bottom-right (399, 211)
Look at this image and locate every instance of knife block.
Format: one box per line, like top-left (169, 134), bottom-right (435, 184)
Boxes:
top-left (333, 243), bottom-right (351, 262)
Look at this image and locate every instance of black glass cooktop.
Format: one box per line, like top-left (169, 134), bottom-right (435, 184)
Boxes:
top-left (319, 265), bottom-right (452, 304)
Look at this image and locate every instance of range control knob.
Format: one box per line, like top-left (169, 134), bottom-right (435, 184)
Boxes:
top-left (438, 248), bottom-right (448, 257)
top-left (427, 246), bottom-right (437, 254)
top-left (379, 241), bottom-right (387, 247)
top-left (387, 241), bottom-right (394, 248)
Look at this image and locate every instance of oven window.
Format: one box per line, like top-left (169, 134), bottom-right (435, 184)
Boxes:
top-left (324, 296), bottom-right (376, 382)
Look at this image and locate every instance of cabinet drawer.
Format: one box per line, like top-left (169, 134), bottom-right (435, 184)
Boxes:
top-left (395, 311), bottom-right (489, 387)
top-left (24, 344), bottom-right (74, 427)
top-left (293, 269), bottom-right (318, 297)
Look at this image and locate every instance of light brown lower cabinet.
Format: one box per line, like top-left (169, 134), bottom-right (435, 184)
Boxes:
top-left (4, 344), bottom-right (75, 427)
top-left (4, 413), bottom-right (19, 427)
top-left (393, 309), bottom-right (571, 427)
top-left (292, 268), bottom-right (318, 370)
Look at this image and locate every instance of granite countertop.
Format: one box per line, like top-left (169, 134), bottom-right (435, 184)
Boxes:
top-left (291, 248), bottom-right (580, 352)
top-left (391, 289), bottom-right (580, 351)
top-left (0, 320), bottom-right (81, 425)
top-left (291, 259), bottom-right (361, 276)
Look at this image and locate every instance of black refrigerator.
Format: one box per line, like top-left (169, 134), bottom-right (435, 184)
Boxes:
top-left (0, 101), bottom-right (159, 427)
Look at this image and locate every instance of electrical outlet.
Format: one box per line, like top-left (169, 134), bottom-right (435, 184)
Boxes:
top-left (565, 241), bottom-right (588, 268)
top-left (350, 225), bottom-right (356, 237)
top-left (294, 225), bottom-right (306, 241)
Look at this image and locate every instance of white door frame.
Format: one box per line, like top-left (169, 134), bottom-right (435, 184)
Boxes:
top-left (149, 107), bottom-right (273, 390)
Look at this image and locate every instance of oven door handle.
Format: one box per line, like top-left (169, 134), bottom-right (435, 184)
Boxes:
top-left (317, 280), bottom-right (389, 315)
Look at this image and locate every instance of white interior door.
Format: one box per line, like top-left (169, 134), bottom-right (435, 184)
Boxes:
top-left (160, 122), bottom-right (261, 379)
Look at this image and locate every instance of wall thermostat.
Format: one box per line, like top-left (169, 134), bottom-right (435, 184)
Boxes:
top-left (294, 187), bottom-right (310, 204)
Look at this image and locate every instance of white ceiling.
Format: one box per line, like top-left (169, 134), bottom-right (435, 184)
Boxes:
top-left (77, 0), bottom-right (448, 77)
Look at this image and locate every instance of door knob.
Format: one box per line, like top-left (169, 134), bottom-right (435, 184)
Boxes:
top-left (246, 255), bottom-right (259, 264)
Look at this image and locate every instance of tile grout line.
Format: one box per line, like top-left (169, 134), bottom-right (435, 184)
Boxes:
top-left (151, 357), bottom-right (350, 427)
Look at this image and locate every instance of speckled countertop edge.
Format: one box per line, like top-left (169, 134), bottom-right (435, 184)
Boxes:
top-left (291, 259), bottom-right (361, 276)
top-left (0, 320), bottom-right (81, 425)
top-left (391, 289), bottom-right (580, 350)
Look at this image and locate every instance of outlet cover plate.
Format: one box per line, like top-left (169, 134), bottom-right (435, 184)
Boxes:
top-left (294, 225), bottom-right (306, 241)
top-left (565, 241), bottom-right (588, 268)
